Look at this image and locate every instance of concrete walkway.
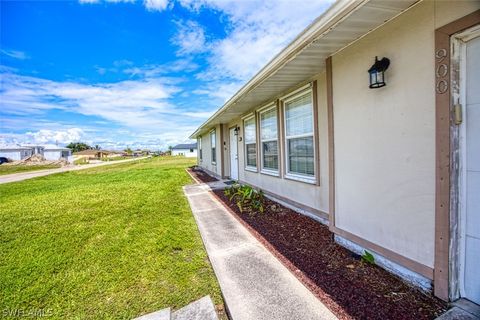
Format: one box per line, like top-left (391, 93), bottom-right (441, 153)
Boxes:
top-left (183, 182), bottom-right (337, 320)
top-left (0, 157), bottom-right (149, 184)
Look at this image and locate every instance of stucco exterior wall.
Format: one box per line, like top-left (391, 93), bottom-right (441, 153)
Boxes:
top-left (197, 124), bottom-right (222, 177)
top-left (0, 150), bottom-right (32, 161)
top-left (331, 0), bottom-right (480, 268)
top-left (172, 149), bottom-right (197, 157)
top-left (229, 74), bottom-right (330, 214)
top-left (44, 151), bottom-right (61, 160)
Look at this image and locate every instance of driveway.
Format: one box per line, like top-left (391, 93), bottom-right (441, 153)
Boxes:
top-left (0, 157), bottom-right (149, 184)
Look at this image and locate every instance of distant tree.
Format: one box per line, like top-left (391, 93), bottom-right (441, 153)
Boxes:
top-left (95, 145), bottom-right (100, 150)
top-left (66, 142), bottom-right (91, 153)
top-left (124, 147), bottom-right (133, 155)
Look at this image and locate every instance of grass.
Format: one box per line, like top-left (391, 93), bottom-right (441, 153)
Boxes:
top-left (0, 164), bottom-right (62, 176)
top-left (73, 157), bottom-right (89, 165)
top-left (101, 156), bottom-right (131, 161)
top-left (0, 157), bottom-right (221, 319)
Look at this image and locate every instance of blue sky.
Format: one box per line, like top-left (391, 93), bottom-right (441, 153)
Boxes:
top-left (1, 0), bottom-right (332, 150)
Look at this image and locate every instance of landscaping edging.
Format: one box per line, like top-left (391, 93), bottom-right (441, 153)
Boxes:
top-left (210, 188), bottom-right (447, 320)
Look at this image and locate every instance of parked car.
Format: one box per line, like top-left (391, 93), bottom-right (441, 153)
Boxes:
top-left (0, 157), bottom-right (9, 164)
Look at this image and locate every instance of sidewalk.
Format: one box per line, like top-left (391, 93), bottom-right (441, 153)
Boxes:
top-left (0, 157), bottom-right (149, 184)
top-left (183, 182), bottom-right (337, 320)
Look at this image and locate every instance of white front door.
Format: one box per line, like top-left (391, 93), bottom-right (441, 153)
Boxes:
top-left (459, 28), bottom-right (480, 305)
top-left (229, 127), bottom-right (239, 180)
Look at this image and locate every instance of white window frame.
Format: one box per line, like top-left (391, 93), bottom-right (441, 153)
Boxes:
top-left (282, 88), bottom-right (316, 184)
top-left (259, 104), bottom-right (279, 176)
top-left (210, 129), bottom-right (216, 165)
top-left (198, 136), bottom-right (202, 161)
top-left (243, 115), bottom-right (257, 172)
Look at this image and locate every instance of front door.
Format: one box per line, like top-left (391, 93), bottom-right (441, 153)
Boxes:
top-left (458, 28), bottom-right (480, 305)
top-left (229, 127), bottom-right (239, 180)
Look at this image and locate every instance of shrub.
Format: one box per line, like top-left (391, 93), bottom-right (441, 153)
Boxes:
top-left (224, 183), bottom-right (265, 215)
top-left (361, 250), bottom-right (375, 264)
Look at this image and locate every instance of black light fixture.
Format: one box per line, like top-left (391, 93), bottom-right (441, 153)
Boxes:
top-left (368, 56), bottom-right (390, 89)
top-left (234, 126), bottom-right (240, 136)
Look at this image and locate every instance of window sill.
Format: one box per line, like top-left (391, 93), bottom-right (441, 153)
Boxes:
top-left (211, 162), bottom-right (216, 166)
top-left (244, 166), bottom-right (258, 173)
top-left (284, 173), bottom-right (316, 185)
top-left (260, 169), bottom-right (279, 177)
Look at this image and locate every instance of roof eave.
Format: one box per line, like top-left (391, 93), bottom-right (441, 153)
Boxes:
top-left (189, 0), bottom-right (364, 139)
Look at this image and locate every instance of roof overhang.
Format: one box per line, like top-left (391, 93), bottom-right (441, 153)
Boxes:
top-left (190, 0), bottom-right (419, 139)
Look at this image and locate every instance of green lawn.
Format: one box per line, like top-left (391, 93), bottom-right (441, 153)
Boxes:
top-left (0, 157), bottom-right (221, 319)
top-left (0, 164), bottom-right (62, 176)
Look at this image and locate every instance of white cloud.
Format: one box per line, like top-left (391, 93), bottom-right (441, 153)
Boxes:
top-left (1, 49), bottom-right (29, 60)
top-left (0, 128), bottom-right (85, 146)
top-left (171, 0), bottom-right (333, 102)
top-left (186, 0), bottom-right (332, 81)
top-left (27, 128), bottom-right (85, 144)
top-left (171, 20), bottom-right (208, 56)
top-left (123, 59), bottom-right (199, 77)
top-left (144, 0), bottom-right (170, 11)
top-left (0, 71), bottom-right (212, 149)
top-left (1, 73), bottom-right (178, 127)
top-left (78, 0), bottom-right (170, 11)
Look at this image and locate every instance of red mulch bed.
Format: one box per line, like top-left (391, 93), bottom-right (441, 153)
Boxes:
top-left (187, 166), bottom-right (218, 183)
top-left (212, 190), bottom-right (447, 320)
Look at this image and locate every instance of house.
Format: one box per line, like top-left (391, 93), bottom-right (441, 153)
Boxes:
top-left (21, 145), bottom-right (45, 155)
top-left (171, 143), bottom-right (197, 157)
top-left (0, 145), bottom-right (34, 161)
top-left (73, 149), bottom-right (111, 160)
top-left (191, 0), bottom-right (480, 304)
top-left (43, 145), bottom-right (72, 162)
top-left (132, 149), bottom-right (150, 156)
top-left (105, 150), bottom-right (126, 158)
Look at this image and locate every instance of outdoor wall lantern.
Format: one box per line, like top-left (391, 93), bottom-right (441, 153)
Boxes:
top-left (234, 126), bottom-right (240, 136)
top-left (368, 56), bottom-right (390, 89)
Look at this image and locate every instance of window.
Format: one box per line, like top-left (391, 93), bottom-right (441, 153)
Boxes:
top-left (284, 91), bottom-right (315, 180)
top-left (244, 116), bottom-right (257, 169)
top-left (260, 106), bottom-right (278, 173)
top-left (198, 137), bottom-right (202, 160)
top-left (210, 130), bottom-right (216, 164)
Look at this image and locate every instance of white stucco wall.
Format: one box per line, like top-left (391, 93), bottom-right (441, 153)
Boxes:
top-left (43, 151), bottom-right (61, 161)
top-left (331, 0), bottom-right (480, 268)
top-left (172, 149), bottom-right (198, 157)
top-left (197, 124), bottom-right (222, 177)
top-left (231, 74), bottom-right (330, 214)
top-left (0, 150), bottom-right (32, 161)
top-left (44, 150), bottom-right (72, 161)
top-left (194, 0), bottom-right (479, 270)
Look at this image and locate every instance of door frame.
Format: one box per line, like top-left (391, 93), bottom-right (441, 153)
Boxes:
top-left (229, 125), bottom-right (239, 180)
top-left (434, 10), bottom-right (480, 301)
top-left (453, 25), bottom-right (480, 301)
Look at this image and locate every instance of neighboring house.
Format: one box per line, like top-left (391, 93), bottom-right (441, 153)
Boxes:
top-left (132, 149), bottom-right (149, 157)
top-left (73, 149), bottom-right (110, 160)
top-left (0, 145), bottom-right (34, 161)
top-left (105, 151), bottom-right (126, 158)
top-left (171, 143), bottom-right (197, 157)
top-left (43, 145), bottom-right (72, 162)
top-left (21, 145), bottom-right (45, 155)
top-left (191, 0), bottom-right (480, 304)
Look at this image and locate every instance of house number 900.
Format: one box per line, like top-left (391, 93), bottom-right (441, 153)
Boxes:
top-left (436, 48), bottom-right (448, 94)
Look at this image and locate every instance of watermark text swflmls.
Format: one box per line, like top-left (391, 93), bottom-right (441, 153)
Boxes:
top-left (3, 308), bottom-right (53, 318)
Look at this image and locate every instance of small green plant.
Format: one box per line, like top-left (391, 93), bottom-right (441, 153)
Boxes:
top-left (224, 184), bottom-right (265, 215)
top-left (361, 250), bottom-right (375, 264)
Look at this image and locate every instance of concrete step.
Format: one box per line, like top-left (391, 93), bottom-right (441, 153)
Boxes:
top-left (133, 307), bottom-right (171, 320)
top-left (171, 296), bottom-right (218, 320)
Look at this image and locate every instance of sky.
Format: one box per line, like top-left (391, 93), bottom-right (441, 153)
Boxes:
top-left (0, 0), bottom-right (333, 151)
